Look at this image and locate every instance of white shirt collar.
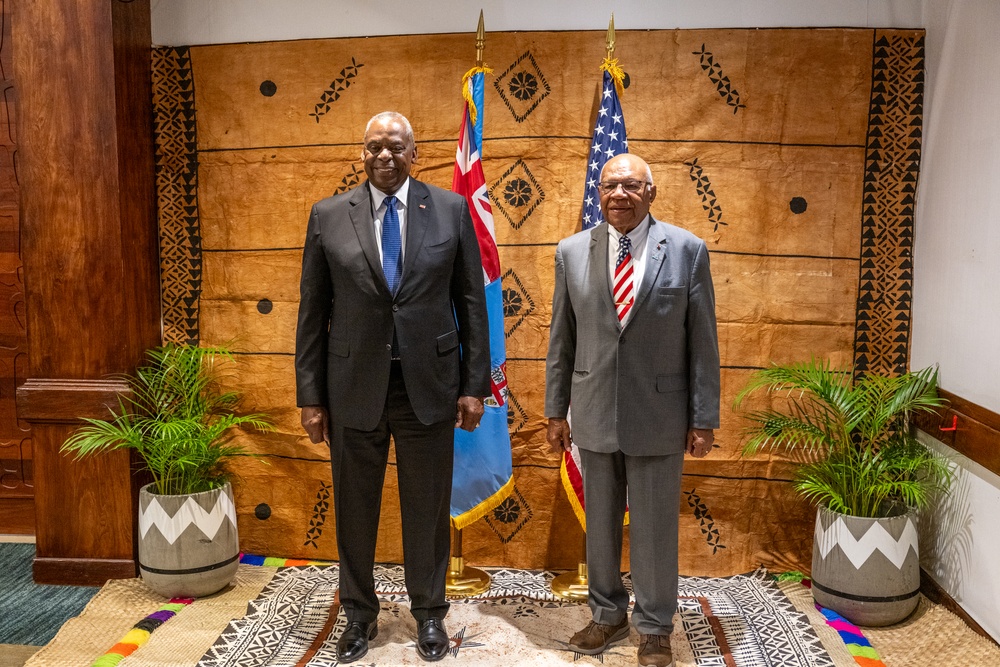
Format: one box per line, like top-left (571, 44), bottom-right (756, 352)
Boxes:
top-left (607, 214), bottom-right (651, 250)
top-left (369, 177), bottom-right (410, 211)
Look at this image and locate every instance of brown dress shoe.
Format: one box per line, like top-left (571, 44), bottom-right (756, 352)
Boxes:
top-left (568, 618), bottom-right (630, 655)
top-left (637, 633), bottom-right (674, 667)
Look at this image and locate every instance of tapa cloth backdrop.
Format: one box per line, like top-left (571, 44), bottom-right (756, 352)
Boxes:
top-left (152, 28), bottom-right (922, 574)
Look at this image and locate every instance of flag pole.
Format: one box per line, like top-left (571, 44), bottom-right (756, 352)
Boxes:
top-left (551, 12), bottom-right (616, 602)
top-left (446, 9), bottom-right (492, 599)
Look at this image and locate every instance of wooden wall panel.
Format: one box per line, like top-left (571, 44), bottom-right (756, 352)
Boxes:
top-left (0, 0), bottom-right (33, 536)
top-left (914, 389), bottom-right (1000, 478)
top-left (13, 0), bottom-right (159, 583)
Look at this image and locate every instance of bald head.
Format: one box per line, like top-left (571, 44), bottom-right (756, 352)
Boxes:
top-left (599, 153), bottom-right (657, 233)
top-left (601, 154), bottom-right (653, 185)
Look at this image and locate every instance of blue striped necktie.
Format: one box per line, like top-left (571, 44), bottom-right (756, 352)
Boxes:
top-left (381, 195), bottom-right (402, 293)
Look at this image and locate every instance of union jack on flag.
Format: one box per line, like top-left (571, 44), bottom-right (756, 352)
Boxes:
top-left (450, 69), bottom-right (514, 529)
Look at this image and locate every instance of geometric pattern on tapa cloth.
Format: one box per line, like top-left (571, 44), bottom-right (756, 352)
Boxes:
top-left (679, 570), bottom-right (835, 667)
top-left (151, 30), bottom-right (925, 576)
top-left (199, 565), bottom-right (839, 667)
top-left (152, 46), bottom-right (202, 346)
top-left (199, 566), bottom-right (341, 667)
top-left (852, 30), bottom-right (924, 377)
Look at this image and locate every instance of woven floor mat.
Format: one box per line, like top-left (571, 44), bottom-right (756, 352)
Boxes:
top-left (780, 579), bottom-right (1000, 667)
top-left (26, 564), bottom-right (865, 666)
top-left (25, 566), bottom-right (274, 667)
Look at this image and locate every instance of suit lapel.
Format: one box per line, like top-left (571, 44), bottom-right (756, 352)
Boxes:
top-left (588, 225), bottom-right (620, 329)
top-left (633, 218), bottom-right (670, 315)
top-left (400, 180), bottom-right (431, 291)
top-left (348, 184), bottom-right (387, 290)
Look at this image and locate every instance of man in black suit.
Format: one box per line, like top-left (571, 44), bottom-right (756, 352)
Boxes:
top-left (295, 111), bottom-right (490, 663)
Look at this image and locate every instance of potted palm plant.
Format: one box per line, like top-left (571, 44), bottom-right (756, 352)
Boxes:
top-left (735, 361), bottom-right (951, 626)
top-left (62, 344), bottom-right (272, 598)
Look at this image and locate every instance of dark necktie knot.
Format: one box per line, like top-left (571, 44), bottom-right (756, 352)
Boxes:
top-left (617, 235), bottom-right (633, 267)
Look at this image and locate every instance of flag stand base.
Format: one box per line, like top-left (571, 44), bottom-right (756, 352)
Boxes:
top-left (445, 556), bottom-right (491, 598)
top-left (445, 528), bottom-right (491, 598)
top-left (551, 561), bottom-right (589, 601)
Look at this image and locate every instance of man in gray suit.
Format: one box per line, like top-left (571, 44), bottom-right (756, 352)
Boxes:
top-left (296, 112), bottom-right (490, 663)
top-left (545, 153), bottom-right (720, 667)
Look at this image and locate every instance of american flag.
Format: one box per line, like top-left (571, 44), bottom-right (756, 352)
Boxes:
top-left (581, 70), bottom-right (629, 230)
top-left (562, 66), bottom-right (631, 531)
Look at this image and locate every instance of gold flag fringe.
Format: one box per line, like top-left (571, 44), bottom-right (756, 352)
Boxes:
top-left (450, 474), bottom-right (515, 530)
top-left (461, 65), bottom-right (493, 126)
top-left (600, 56), bottom-right (626, 97)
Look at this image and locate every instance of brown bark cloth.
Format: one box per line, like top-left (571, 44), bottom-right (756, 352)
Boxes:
top-left (152, 28), bottom-right (923, 575)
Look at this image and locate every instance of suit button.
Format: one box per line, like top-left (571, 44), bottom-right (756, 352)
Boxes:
top-left (392, 304), bottom-right (399, 312)
top-left (619, 337), bottom-right (625, 344)
top-left (386, 344), bottom-right (392, 351)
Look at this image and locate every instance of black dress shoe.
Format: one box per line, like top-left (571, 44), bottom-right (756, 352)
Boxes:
top-left (416, 618), bottom-right (450, 661)
top-left (336, 620), bottom-right (377, 663)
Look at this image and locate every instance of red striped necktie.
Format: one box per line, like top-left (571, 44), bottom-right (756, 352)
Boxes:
top-left (614, 235), bottom-right (635, 323)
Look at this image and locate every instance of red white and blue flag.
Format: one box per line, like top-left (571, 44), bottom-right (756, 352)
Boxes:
top-left (450, 69), bottom-right (514, 529)
top-left (581, 70), bottom-right (629, 230)
top-left (562, 67), bottom-right (630, 530)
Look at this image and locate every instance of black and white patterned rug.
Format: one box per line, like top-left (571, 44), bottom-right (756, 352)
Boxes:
top-left (198, 565), bottom-right (848, 667)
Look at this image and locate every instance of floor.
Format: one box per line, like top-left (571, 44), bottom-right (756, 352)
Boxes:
top-left (0, 536), bottom-right (97, 667)
top-left (0, 645), bottom-right (37, 667)
top-left (0, 536), bottom-right (36, 667)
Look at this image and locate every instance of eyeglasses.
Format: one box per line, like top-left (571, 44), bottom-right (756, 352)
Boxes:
top-left (598, 180), bottom-right (649, 194)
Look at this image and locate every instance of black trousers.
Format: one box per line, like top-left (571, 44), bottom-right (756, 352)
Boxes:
top-left (329, 361), bottom-right (454, 624)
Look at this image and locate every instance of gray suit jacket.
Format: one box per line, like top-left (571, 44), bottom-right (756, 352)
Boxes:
top-left (544, 216), bottom-right (720, 455)
top-left (295, 178), bottom-right (490, 431)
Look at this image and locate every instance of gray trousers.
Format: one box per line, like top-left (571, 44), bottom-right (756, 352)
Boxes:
top-left (580, 449), bottom-right (684, 635)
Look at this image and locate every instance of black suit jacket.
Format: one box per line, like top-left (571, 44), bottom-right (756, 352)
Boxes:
top-left (295, 178), bottom-right (490, 430)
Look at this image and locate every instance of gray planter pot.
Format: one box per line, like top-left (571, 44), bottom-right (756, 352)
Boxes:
top-left (138, 481), bottom-right (240, 598)
top-left (811, 506), bottom-right (920, 626)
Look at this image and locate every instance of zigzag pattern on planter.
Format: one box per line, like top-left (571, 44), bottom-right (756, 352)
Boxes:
top-left (139, 492), bottom-right (237, 545)
top-left (814, 515), bottom-right (918, 569)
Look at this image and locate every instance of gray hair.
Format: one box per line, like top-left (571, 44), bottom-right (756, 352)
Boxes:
top-left (364, 111), bottom-right (414, 145)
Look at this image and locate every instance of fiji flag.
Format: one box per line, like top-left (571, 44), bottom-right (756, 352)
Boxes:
top-left (450, 69), bottom-right (514, 529)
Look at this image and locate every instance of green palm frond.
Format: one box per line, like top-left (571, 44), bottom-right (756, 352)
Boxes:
top-left (734, 360), bottom-right (951, 518)
top-left (61, 344), bottom-right (273, 496)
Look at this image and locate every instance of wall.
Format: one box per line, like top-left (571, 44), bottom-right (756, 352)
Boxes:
top-left (150, 0), bottom-right (922, 45)
top-left (911, 0), bottom-right (1000, 644)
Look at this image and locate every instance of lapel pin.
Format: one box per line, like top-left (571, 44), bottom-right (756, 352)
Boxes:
top-left (419, 204), bottom-right (427, 209)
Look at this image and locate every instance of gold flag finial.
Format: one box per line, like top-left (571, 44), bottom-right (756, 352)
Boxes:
top-left (606, 13), bottom-right (616, 60)
top-left (476, 9), bottom-right (486, 67)
top-left (600, 13), bottom-right (625, 97)
top-left (462, 10), bottom-right (493, 126)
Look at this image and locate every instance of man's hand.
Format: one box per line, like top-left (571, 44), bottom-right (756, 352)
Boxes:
top-left (301, 405), bottom-right (330, 444)
top-left (686, 428), bottom-right (715, 458)
top-left (546, 418), bottom-right (573, 454)
top-left (455, 396), bottom-right (484, 431)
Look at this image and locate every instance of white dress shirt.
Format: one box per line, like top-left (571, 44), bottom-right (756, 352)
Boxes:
top-left (369, 177), bottom-right (411, 264)
top-left (607, 215), bottom-right (651, 327)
